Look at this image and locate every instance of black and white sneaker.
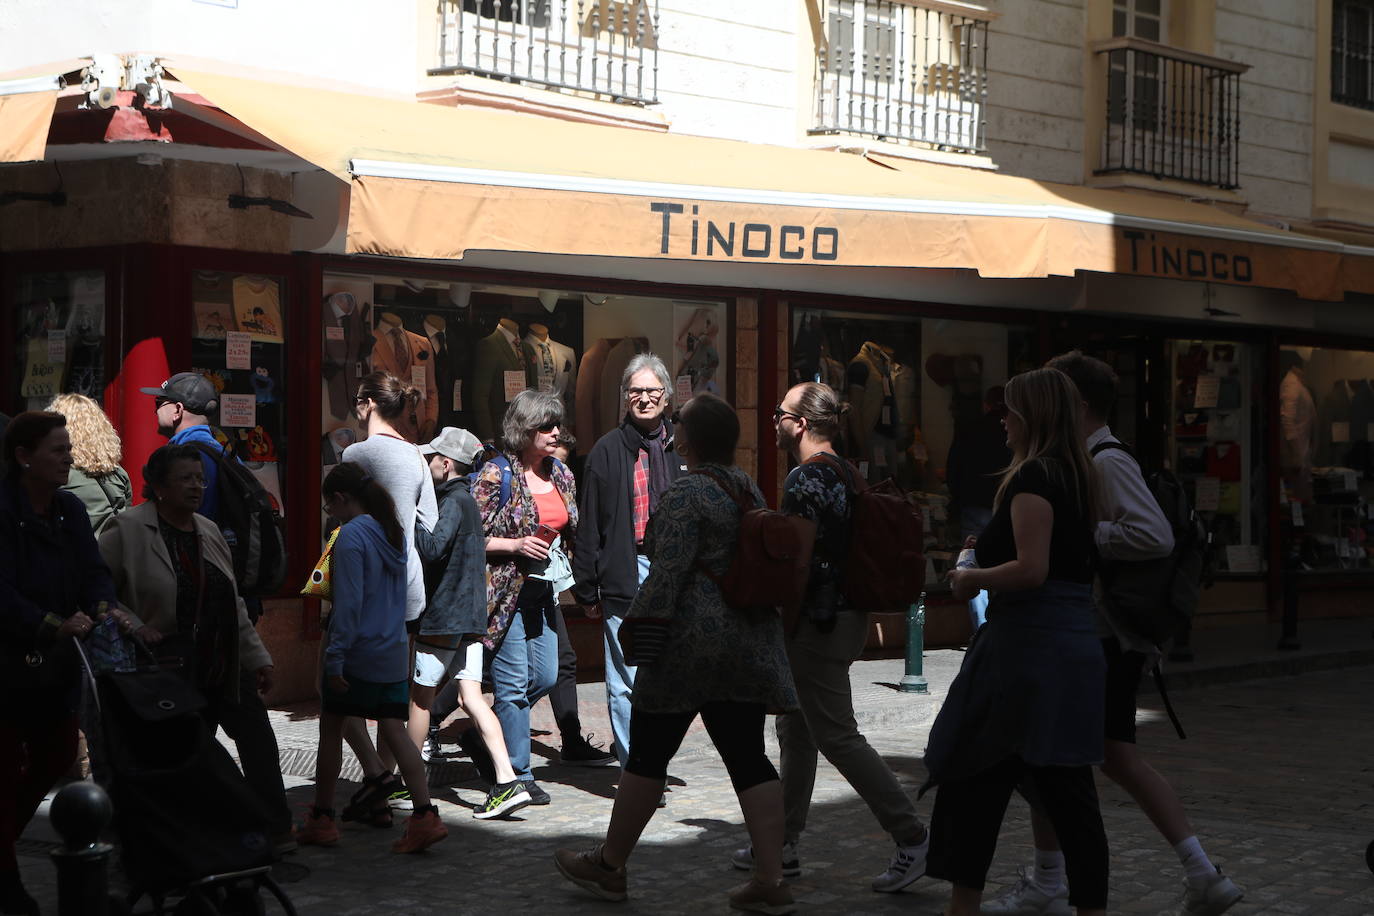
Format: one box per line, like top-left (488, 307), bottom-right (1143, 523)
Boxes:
top-left (420, 725), bottom-right (442, 764)
top-left (473, 780), bottom-right (533, 820)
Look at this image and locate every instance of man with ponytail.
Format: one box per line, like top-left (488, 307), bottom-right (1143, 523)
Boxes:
top-left (730, 381), bottom-right (930, 894)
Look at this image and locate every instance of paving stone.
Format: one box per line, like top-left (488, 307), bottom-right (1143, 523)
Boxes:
top-left (16, 637), bottom-right (1374, 913)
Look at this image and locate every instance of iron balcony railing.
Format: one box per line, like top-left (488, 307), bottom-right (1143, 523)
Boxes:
top-left (1094, 37), bottom-right (1248, 189)
top-left (811, 0), bottom-right (992, 153)
top-left (1332, 0), bottom-right (1374, 110)
top-left (432, 0), bottom-right (659, 105)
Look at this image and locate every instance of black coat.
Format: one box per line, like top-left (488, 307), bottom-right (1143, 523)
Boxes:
top-left (573, 419), bottom-right (687, 613)
top-left (0, 476), bottom-right (117, 714)
top-left (414, 477), bottom-right (488, 638)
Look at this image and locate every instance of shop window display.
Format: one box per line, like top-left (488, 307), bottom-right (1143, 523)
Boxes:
top-left (791, 308), bottom-right (1034, 586)
top-left (190, 270), bottom-right (288, 515)
top-left (1278, 344), bottom-right (1374, 573)
top-left (1169, 339), bottom-right (1265, 574)
top-left (320, 272), bottom-right (726, 471)
top-left (12, 269), bottom-right (106, 409)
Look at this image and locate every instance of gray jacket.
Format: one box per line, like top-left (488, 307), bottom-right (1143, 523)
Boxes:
top-left (414, 477), bottom-right (488, 639)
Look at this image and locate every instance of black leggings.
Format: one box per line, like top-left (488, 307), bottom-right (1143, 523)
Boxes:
top-left (625, 701), bottom-right (778, 794)
top-left (927, 755), bottom-right (1109, 910)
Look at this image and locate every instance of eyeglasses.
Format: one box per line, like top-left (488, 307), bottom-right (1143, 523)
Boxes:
top-left (626, 386), bottom-right (666, 402)
top-left (535, 422), bottom-right (560, 433)
top-left (773, 405), bottom-right (804, 424)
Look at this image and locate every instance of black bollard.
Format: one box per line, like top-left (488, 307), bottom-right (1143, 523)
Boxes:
top-left (49, 781), bottom-right (113, 916)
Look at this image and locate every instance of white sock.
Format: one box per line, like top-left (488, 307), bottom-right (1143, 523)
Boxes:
top-left (1032, 849), bottom-right (1066, 894)
top-left (1174, 836), bottom-right (1216, 884)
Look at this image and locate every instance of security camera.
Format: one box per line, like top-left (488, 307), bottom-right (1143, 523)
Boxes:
top-left (89, 85), bottom-right (117, 109)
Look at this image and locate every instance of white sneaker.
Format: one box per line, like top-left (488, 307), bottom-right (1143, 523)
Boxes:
top-left (981, 868), bottom-right (1071, 915)
top-left (871, 834), bottom-right (929, 893)
top-left (1180, 868), bottom-right (1243, 915)
top-left (730, 841), bottom-right (802, 878)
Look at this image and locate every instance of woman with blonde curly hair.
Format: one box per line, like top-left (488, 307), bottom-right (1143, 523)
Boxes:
top-left (48, 393), bottom-right (132, 535)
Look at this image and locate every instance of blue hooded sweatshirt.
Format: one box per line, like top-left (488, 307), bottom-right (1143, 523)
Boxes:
top-left (324, 514), bottom-right (409, 682)
top-left (169, 424), bottom-right (225, 524)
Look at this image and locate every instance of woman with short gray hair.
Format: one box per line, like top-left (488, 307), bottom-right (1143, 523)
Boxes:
top-left (477, 389), bottom-right (579, 804)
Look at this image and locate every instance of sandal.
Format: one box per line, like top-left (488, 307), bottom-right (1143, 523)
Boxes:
top-left (342, 772), bottom-right (399, 827)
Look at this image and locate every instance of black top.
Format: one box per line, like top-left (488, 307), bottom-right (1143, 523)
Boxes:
top-left (974, 458), bottom-right (1094, 584)
top-left (782, 455), bottom-right (851, 627)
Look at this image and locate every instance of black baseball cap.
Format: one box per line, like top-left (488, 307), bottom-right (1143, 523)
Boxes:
top-left (140, 372), bottom-right (218, 414)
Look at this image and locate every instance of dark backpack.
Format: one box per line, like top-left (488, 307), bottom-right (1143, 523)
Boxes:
top-left (692, 467), bottom-right (816, 627)
top-left (192, 442), bottom-right (287, 598)
top-left (1090, 440), bottom-right (1213, 646)
top-left (811, 454), bottom-right (925, 613)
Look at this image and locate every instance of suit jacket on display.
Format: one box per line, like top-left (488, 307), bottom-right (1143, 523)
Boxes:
top-left (371, 324), bottom-right (440, 440)
top-left (576, 338), bottom-right (613, 444)
top-left (323, 293), bottom-right (372, 423)
top-left (846, 342), bottom-right (896, 458)
top-left (426, 321), bottom-right (469, 431)
top-left (472, 326), bottom-right (526, 443)
top-left (523, 335), bottom-right (578, 429)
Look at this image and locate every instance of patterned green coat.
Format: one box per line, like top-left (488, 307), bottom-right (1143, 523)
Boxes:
top-left (626, 463), bottom-right (797, 714)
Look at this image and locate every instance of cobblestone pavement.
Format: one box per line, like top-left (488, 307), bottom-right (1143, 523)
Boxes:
top-left (20, 656), bottom-right (1374, 915)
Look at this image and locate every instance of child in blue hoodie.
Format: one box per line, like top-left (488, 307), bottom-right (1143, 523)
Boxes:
top-left (300, 462), bottom-right (448, 854)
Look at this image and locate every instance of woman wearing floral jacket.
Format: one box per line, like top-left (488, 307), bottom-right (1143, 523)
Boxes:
top-left (477, 390), bottom-right (578, 805)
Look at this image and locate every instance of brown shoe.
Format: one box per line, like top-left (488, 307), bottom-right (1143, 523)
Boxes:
top-left (297, 809), bottom-right (340, 847)
top-left (729, 878), bottom-right (796, 915)
top-left (391, 806), bottom-right (448, 853)
top-left (553, 844), bottom-right (627, 901)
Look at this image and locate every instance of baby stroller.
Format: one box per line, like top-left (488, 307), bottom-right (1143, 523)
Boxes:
top-left (77, 633), bottom-right (298, 915)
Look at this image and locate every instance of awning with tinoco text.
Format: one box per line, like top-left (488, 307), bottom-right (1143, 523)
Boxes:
top-left (170, 66), bottom-right (1374, 302)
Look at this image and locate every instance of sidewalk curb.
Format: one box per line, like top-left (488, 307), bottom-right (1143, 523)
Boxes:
top-left (1152, 647), bottom-right (1374, 692)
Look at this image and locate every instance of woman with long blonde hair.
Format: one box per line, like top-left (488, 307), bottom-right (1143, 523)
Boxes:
top-left (48, 393), bottom-right (131, 536)
top-left (924, 367), bottom-right (1111, 916)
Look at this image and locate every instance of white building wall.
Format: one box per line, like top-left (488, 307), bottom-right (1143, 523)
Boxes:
top-left (649, 0), bottom-right (801, 143)
top-left (1214, 0), bottom-right (1315, 224)
top-left (981, 0), bottom-right (1087, 184)
top-left (0, 0), bottom-right (419, 95)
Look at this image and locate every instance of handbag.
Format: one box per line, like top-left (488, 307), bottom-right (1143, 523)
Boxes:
top-left (301, 527), bottom-right (341, 601)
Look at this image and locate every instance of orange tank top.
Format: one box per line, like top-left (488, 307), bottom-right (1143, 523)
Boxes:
top-left (532, 487), bottom-right (568, 534)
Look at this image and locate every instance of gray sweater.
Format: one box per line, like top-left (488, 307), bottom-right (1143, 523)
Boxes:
top-left (343, 434), bottom-right (438, 621)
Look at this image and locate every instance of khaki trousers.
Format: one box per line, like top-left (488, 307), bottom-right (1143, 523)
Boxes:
top-left (776, 611), bottom-right (924, 847)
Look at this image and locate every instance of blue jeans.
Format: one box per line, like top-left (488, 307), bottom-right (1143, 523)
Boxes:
top-left (602, 555), bottom-right (649, 767)
top-left (491, 580), bottom-right (560, 782)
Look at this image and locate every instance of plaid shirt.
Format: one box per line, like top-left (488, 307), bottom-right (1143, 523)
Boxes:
top-left (631, 448), bottom-right (650, 544)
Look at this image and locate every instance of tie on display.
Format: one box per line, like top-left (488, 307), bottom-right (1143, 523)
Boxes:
top-left (435, 330), bottom-right (447, 356)
top-left (391, 327), bottom-right (409, 366)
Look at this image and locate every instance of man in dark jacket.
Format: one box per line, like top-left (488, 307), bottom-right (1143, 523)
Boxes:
top-left (573, 353), bottom-right (687, 768)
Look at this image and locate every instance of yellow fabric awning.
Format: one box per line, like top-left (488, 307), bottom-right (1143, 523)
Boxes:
top-left (0, 90), bottom-right (58, 163)
top-left (169, 65), bottom-right (1374, 301)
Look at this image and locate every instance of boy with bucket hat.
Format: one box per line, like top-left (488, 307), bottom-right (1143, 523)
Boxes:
top-left (411, 427), bottom-right (531, 820)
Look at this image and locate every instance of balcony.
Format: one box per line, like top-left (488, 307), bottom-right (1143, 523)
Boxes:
top-left (431, 0), bottom-right (659, 106)
top-left (810, 0), bottom-right (992, 154)
top-left (1094, 37), bottom-right (1248, 190)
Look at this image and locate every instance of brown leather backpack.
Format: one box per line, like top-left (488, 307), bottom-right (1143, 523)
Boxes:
top-left (692, 467), bottom-right (816, 628)
top-left (809, 453), bottom-right (925, 613)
